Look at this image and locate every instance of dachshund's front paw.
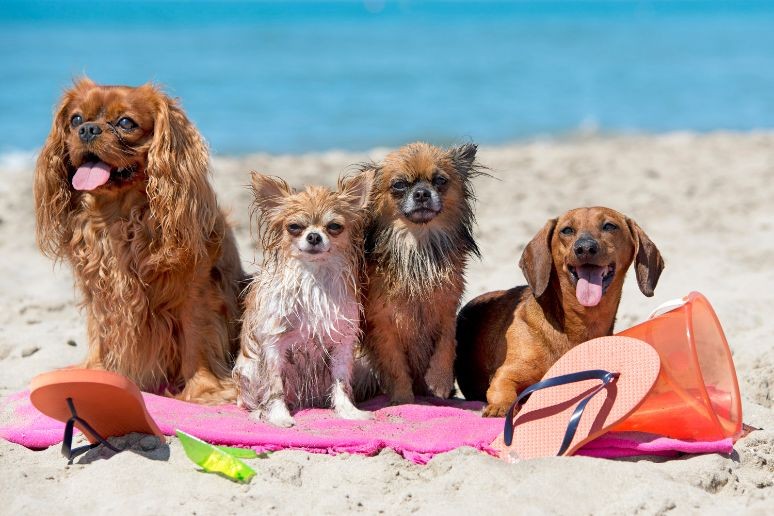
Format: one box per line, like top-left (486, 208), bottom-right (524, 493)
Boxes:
top-left (482, 403), bottom-right (511, 418)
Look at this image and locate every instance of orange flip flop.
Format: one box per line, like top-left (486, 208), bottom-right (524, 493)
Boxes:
top-left (30, 369), bottom-right (163, 461)
top-left (493, 336), bottom-right (660, 461)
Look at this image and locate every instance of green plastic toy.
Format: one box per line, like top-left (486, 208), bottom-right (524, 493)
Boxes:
top-left (176, 429), bottom-right (257, 483)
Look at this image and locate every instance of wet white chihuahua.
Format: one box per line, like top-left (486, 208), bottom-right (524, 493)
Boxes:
top-left (233, 172), bottom-right (372, 427)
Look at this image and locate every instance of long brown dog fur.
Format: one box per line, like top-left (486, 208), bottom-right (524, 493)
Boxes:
top-left (358, 142), bottom-right (482, 404)
top-left (455, 207), bottom-right (664, 416)
top-left (34, 78), bottom-right (245, 403)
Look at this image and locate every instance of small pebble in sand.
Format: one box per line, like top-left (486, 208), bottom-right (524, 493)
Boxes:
top-left (21, 346), bottom-right (40, 357)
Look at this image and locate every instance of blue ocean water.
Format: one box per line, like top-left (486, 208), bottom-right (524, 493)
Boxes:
top-left (1, 0), bottom-right (773, 155)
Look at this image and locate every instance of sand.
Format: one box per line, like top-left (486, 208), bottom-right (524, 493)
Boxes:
top-left (1, 133), bottom-right (772, 514)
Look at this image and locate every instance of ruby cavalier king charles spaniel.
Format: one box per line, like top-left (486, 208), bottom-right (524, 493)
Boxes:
top-left (34, 78), bottom-right (245, 403)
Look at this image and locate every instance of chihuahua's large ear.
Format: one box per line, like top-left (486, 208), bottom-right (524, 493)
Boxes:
top-left (338, 170), bottom-right (373, 211)
top-left (626, 218), bottom-right (664, 297)
top-left (250, 172), bottom-right (292, 212)
top-left (519, 218), bottom-right (557, 298)
top-left (145, 86), bottom-right (216, 264)
top-left (448, 143), bottom-right (478, 176)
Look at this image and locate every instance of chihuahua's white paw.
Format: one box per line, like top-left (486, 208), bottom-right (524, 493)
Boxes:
top-left (248, 409), bottom-right (265, 423)
top-left (336, 404), bottom-right (374, 421)
top-left (267, 401), bottom-right (296, 428)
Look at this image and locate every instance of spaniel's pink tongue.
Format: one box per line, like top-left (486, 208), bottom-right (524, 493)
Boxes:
top-left (576, 265), bottom-right (605, 307)
top-left (72, 161), bottom-right (111, 191)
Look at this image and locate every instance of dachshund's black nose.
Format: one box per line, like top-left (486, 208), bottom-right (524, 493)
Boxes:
top-left (574, 237), bottom-right (599, 258)
top-left (413, 188), bottom-right (431, 203)
top-left (306, 232), bottom-right (322, 246)
top-left (78, 123), bottom-right (102, 143)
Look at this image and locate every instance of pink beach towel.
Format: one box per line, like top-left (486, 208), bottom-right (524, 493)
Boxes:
top-left (0, 390), bottom-right (501, 464)
top-left (0, 390), bottom-right (733, 463)
top-left (576, 431), bottom-right (734, 459)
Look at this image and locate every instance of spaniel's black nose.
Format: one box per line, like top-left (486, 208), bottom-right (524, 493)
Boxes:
top-left (78, 123), bottom-right (102, 143)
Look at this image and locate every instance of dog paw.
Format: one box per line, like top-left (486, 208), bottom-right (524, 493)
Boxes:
top-left (389, 391), bottom-right (415, 406)
top-left (336, 405), bottom-right (374, 421)
top-left (482, 403), bottom-right (510, 418)
top-left (267, 402), bottom-right (296, 428)
top-left (424, 368), bottom-right (454, 399)
top-left (268, 412), bottom-right (296, 428)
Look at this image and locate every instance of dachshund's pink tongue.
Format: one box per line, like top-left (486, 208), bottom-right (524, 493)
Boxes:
top-left (576, 265), bottom-right (605, 307)
top-left (72, 161), bottom-right (111, 191)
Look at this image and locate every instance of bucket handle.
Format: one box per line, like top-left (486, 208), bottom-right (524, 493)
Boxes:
top-left (648, 296), bottom-right (688, 320)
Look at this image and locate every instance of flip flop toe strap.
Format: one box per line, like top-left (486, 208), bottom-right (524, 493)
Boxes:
top-left (503, 369), bottom-right (620, 455)
top-left (62, 397), bottom-right (121, 462)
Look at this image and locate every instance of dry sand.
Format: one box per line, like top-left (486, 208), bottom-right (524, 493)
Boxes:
top-left (1, 133), bottom-right (772, 514)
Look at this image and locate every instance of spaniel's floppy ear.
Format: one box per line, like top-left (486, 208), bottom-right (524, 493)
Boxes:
top-left (519, 218), bottom-right (557, 298)
top-left (249, 172), bottom-right (293, 212)
top-left (626, 217), bottom-right (665, 297)
top-left (145, 86), bottom-right (217, 264)
top-left (34, 86), bottom-right (81, 258)
top-left (338, 170), bottom-right (373, 211)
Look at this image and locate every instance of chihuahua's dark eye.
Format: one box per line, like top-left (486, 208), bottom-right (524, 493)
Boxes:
top-left (390, 180), bottom-right (409, 192)
top-left (602, 222), bottom-right (618, 232)
top-left (287, 223), bottom-right (304, 235)
top-left (326, 222), bottom-right (343, 234)
top-left (117, 117), bottom-right (137, 130)
top-left (432, 175), bottom-right (448, 187)
top-left (560, 227), bottom-right (575, 236)
top-left (70, 114), bottom-right (83, 127)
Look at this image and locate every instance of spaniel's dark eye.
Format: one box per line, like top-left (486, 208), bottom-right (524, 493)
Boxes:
top-left (70, 114), bottom-right (83, 127)
top-left (602, 222), bottom-right (618, 232)
top-left (287, 223), bottom-right (304, 235)
top-left (560, 227), bottom-right (575, 236)
top-left (432, 175), bottom-right (448, 187)
top-left (327, 222), bottom-right (343, 234)
top-left (117, 117), bottom-right (137, 130)
top-left (390, 180), bottom-right (409, 192)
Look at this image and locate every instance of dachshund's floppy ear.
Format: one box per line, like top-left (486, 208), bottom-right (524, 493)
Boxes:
top-left (249, 172), bottom-right (293, 213)
top-left (145, 86), bottom-right (216, 264)
top-left (34, 85), bottom-right (84, 258)
top-left (519, 218), bottom-right (557, 298)
top-left (338, 170), bottom-right (373, 211)
top-left (626, 218), bottom-right (665, 297)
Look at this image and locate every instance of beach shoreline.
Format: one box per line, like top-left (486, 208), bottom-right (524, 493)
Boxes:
top-left (1, 132), bottom-right (773, 514)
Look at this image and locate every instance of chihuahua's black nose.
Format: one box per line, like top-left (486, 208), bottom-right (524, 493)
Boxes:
top-left (306, 232), bottom-right (322, 246)
top-left (574, 237), bottom-right (599, 258)
top-left (413, 188), bottom-right (431, 203)
top-left (78, 123), bottom-right (102, 143)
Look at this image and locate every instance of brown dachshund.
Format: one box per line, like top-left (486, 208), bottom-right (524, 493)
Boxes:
top-left (455, 207), bottom-right (664, 417)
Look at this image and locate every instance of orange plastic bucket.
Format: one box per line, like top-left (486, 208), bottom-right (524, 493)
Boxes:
top-left (612, 292), bottom-right (742, 441)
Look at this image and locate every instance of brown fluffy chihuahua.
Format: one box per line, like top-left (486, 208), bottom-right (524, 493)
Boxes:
top-left (358, 142), bottom-right (482, 404)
